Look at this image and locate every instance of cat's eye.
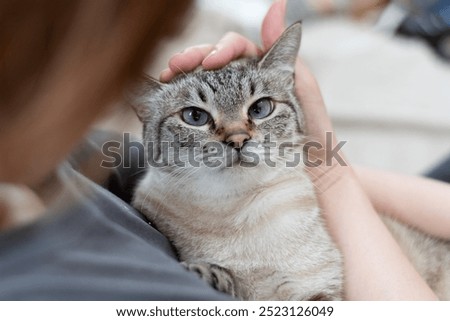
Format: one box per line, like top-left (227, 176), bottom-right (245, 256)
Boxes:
top-left (181, 107), bottom-right (210, 126)
top-left (248, 98), bottom-right (273, 119)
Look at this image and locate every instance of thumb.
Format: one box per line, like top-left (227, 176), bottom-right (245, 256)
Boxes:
top-left (261, 0), bottom-right (287, 51)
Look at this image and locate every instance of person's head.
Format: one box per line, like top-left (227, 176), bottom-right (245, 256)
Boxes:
top-left (0, 0), bottom-right (193, 186)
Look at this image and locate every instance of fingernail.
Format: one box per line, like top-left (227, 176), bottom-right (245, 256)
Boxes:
top-left (159, 68), bottom-right (171, 82)
top-left (203, 47), bottom-right (221, 67)
top-left (178, 47), bottom-right (188, 54)
top-left (204, 49), bottom-right (218, 60)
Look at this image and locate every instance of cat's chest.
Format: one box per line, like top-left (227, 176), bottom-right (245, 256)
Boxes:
top-left (134, 168), bottom-right (316, 226)
top-left (133, 168), bottom-right (322, 265)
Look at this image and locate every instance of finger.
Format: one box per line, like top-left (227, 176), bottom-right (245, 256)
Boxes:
top-left (165, 44), bottom-right (215, 79)
top-left (202, 32), bottom-right (262, 70)
top-left (159, 68), bottom-right (177, 82)
top-left (261, 0), bottom-right (287, 51)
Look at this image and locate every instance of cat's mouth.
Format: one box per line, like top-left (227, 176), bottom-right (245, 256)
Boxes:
top-left (198, 141), bottom-right (267, 169)
top-left (225, 146), bottom-right (260, 168)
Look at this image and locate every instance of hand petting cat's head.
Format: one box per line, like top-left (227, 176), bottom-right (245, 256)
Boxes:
top-left (130, 23), bottom-right (304, 181)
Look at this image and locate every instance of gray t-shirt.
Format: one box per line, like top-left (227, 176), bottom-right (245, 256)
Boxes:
top-left (0, 135), bottom-right (231, 300)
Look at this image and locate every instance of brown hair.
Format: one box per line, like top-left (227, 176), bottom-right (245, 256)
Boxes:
top-left (0, 0), bottom-right (192, 185)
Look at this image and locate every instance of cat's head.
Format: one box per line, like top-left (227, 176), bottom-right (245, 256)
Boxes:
top-left (129, 22), bottom-right (304, 179)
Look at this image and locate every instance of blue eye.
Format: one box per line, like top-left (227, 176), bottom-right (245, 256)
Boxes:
top-left (181, 107), bottom-right (210, 126)
top-left (248, 98), bottom-right (273, 119)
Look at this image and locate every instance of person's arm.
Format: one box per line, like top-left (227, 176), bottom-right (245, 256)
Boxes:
top-left (160, 0), bottom-right (438, 300)
top-left (309, 163), bottom-right (437, 300)
top-left (355, 166), bottom-right (450, 240)
top-left (293, 54), bottom-right (437, 299)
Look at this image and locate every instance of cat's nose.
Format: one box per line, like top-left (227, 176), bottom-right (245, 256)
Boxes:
top-left (225, 132), bottom-right (250, 149)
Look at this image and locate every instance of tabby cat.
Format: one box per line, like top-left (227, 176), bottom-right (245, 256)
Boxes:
top-left (130, 23), bottom-right (450, 300)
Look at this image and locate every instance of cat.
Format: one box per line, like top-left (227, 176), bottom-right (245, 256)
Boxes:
top-left (129, 22), bottom-right (450, 300)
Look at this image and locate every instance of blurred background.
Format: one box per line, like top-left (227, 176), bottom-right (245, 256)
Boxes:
top-left (98, 0), bottom-right (450, 175)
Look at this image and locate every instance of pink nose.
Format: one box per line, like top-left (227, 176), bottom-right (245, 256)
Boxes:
top-left (225, 132), bottom-right (250, 149)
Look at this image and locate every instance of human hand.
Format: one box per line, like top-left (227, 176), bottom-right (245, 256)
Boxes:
top-left (159, 0), bottom-right (345, 175)
top-left (158, 0), bottom-right (439, 300)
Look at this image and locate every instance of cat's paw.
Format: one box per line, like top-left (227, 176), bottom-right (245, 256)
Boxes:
top-left (181, 261), bottom-right (237, 297)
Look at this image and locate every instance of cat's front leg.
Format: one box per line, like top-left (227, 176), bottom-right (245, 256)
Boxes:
top-left (181, 262), bottom-right (237, 297)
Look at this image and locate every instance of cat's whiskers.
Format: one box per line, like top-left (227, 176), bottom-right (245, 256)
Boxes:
top-left (266, 152), bottom-right (329, 194)
top-left (269, 142), bottom-right (348, 194)
top-left (139, 166), bottom-right (200, 214)
top-left (151, 167), bottom-right (200, 215)
top-left (170, 63), bottom-right (188, 78)
top-left (127, 168), bottom-right (150, 179)
top-left (130, 22), bottom-right (354, 300)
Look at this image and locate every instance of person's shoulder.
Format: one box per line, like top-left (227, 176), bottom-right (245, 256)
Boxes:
top-left (0, 169), bottom-right (231, 300)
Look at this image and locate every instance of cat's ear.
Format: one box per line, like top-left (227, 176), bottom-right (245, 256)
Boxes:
top-left (258, 22), bottom-right (302, 74)
top-left (125, 74), bottom-right (165, 121)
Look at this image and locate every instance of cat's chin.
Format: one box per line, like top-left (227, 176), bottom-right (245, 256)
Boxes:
top-left (224, 158), bottom-right (260, 170)
top-left (221, 148), bottom-right (271, 170)
top-left (201, 161), bottom-right (282, 186)
top-left (212, 159), bottom-right (270, 173)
